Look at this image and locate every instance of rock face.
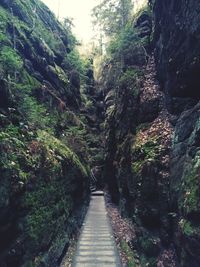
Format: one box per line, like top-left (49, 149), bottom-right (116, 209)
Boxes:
top-left (153, 0), bottom-right (200, 265)
top-left (0, 0), bottom-right (81, 109)
top-left (170, 102), bottom-right (200, 266)
top-left (103, 1), bottom-right (200, 266)
top-left (0, 79), bottom-right (12, 109)
top-left (0, 0), bottom-right (90, 266)
top-left (153, 0), bottom-right (200, 104)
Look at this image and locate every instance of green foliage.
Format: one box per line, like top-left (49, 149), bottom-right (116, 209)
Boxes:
top-left (179, 158), bottom-right (200, 214)
top-left (132, 160), bottom-right (144, 173)
top-left (119, 68), bottom-right (143, 96)
top-left (0, 46), bottom-right (23, 77)
top-left (0, 121), bottom-right (89, 263)
top-left (140, 255), bottom-right (157, 267)
top-left (82, 95), bottom-right (94, 111)
top-left (179, 219), bottom-right (194, 236)
top-left (15, 70), bottom-right (40, 93)
top-left (132, 137), bottom-right (160, 173)
top-left (139, 234), bottom-right (160, 266)
top-left (55, 64), bottom-right (69, 84)
top-left (64, 49), bottom-right (84, 72)
top-left (0, 125), bottom-right (31, 187)
top-left (37, 130), bottom-right (88, 177)
top-left (62, 17), bottom-right (78, 49)
top-left (92, 0), bottom-right (133, 36)
top-left (0, 6), bottom-right (8, 30)
top-left (108, 22), bottom-right (147, 66)
top-left (18, 95), bottom-right (57, 132)
top-left (108, 23), bottom-right (139, 54)
top-left (63, 49), bottom-right (91, 77)
top-left (23, 180), bottom-right (71, 255)
top-left (9, 70), bottom-right (59, 132)
top-left (0, 32), bottom-right (10, 45)
top-left (0, 1), bottom-right (91, 266)
top-left (120, 240), bottom-right (136, 267)
top-left (63, 125), bottom-right (89, 162)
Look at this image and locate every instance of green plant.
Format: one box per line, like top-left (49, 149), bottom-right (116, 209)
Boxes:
top-left (0, 6), bottom-right (8, 30)
top-left (179, 219), bottom-right (194, 236)
top-left (63, 49), bottom-right (87, 75)
top-left (179, 169), bottom-right (199, 214)
top-left (132, 137), bottom-right (160, 174)
top-left (37, 130), bottom-right (88, 177)
top-left (108, 22), bottom-right (139, 55)
top-left (119, 68), bottom-right (143, 96)
top-left (120, 240), bottom-right (136, 267)
top-left (18, 96), bottom-right (55, 131)
top-left (0, 46), bottom-right (23, 77)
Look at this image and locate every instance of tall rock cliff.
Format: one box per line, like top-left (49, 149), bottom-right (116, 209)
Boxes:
top-left (0, 0), bottom-right (91, 266)
top-left (153, 0), bottom-right (200, 266)
top-left (102, 1), bottom-right (200, 266)
top-left (1, 0), bottom-right (200, 266)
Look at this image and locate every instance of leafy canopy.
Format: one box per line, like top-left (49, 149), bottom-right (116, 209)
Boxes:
top-left (92, 0), bottom-right (133, 36)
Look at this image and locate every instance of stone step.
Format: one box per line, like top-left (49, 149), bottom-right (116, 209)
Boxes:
top-left (72, 193), bottom-right (121, 267)
top-left (91, 190), bottom-right (104, 196)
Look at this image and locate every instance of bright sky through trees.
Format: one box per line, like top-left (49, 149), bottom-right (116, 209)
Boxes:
top-left (41, 0), bottom-right (147, 43)
top-left (41, 0), bottom-right (98, 43)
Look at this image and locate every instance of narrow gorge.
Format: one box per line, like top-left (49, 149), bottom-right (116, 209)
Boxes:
top-left (0, 0), bottom-right (200, 266)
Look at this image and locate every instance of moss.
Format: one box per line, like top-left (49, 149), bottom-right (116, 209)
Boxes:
top-left (37, 130), bottom-right (88, 177)
top-left (14, 70), bottom-right (41, 93)
top-left (23, 180), bottom-right (72, 255)
top-left (33, 17), bottom-right (64, 53)
top-left (18, 96), bottom-right (57, 132)
top-left (119, 68), bottom-right (143, 97)
top-left (0, 127), bottom-right (29, 181)
top-left (179, 219), bottom-right (194, 236)
top-left (0, 6), bottom-right (9, 30)
top-left (120, 240), bottom-right (136, 267)
top-left (0, 1), bottom-right (92, 265)
top-left (179, 157), bottom-right (200, 214)
top-left (140, 255), bottom-right (157, 267)
top-left (0, 32), bottom-right (10, 45)
top-left (132, 137), bottom-right (160, 174)
top-left (0, 46), bottom-right (23, 77)
top-left (62, 125), bottom-right (90, 164)
top-left (132, 160), bottom-right (144, 173)
top-left (55, 64), bottom-right (69, 85)
top-left (0, 125), bottom-right (89, 265)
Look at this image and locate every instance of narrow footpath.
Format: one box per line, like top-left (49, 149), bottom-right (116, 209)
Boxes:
top-left (72, 191), bottom-right (122, 267)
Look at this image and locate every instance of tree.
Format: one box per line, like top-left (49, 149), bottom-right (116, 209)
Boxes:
top-left (92, 0), bottom-right (133, 37)
top-left (63, 17), bottom-right (74, 32)
top-left (61, 17), bottom-right (79, 49)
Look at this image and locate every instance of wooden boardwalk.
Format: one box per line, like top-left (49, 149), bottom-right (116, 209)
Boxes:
top-left (72, 191), bottom-right (121, 267)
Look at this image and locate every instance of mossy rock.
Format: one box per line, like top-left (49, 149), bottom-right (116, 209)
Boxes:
top-left (139, 235), bottom-right (160, 258)
top-left (178, 155), bottom-right (200, 215)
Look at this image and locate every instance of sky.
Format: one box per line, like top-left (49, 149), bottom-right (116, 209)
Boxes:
top-left (41, 0), bottom-right (98, 43)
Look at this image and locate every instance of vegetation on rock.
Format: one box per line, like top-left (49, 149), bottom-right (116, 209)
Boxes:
top-left (0, 0), bottom-right (93, 266)
top-left (1, 0), bottom-right (200, 266)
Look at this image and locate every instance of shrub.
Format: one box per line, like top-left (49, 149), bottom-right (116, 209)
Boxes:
top-left (0, 46), bottom-right (23, 77)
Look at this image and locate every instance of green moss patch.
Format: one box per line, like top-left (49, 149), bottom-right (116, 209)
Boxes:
top-left (178, 155), bottom-right (200, 215)
top-left (120, 240), bottom-right (136, 267)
